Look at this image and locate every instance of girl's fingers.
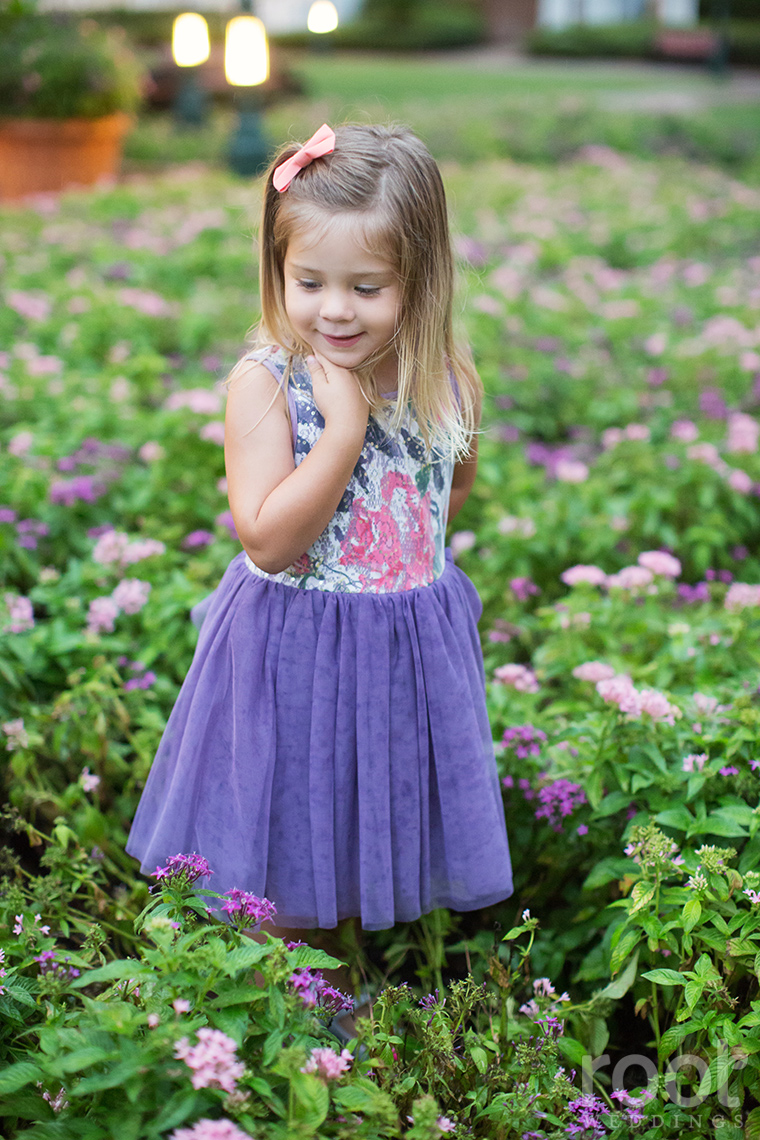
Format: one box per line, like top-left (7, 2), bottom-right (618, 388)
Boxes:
top-left (306, 353), bottom-right (328, 380)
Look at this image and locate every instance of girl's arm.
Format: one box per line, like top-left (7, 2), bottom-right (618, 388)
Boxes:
top-left (448, 384), bottom-right (482, 520)
top-left (225, 354), bottom-right (369, 573)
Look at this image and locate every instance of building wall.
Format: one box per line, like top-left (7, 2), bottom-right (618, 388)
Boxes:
top-left (537, 0), bottom-right (697, 27)
top-left (39, 0), bottom-right (363, 29)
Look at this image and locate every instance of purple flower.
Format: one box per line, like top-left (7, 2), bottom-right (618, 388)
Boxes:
top-left (152, 852), bottom-right (212, 886)
top-left (183, 530), bottom-right (215, 549)
top-left (699, 387), bottom-right (728, 419)
top-left (220, 889), bottom-right (277, 926)
top-left (0, 507), bottom-right (17, 523)
top-left (215, 510), bottom-right (238, 539)
top-left (510, 577), bottom-right (540, 603)
top-left (503, 724), bottom-right (547, 760)
top-left (535, 778), bottom-right (587, 832)
top-left (49, 475), bottom-right (105, 506)
top-left (288, 968), bottom-right (353, 1016)
top-left (678, 582), bottom-right (709, 603)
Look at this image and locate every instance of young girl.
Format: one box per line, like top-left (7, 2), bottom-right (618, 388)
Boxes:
top-left (126, 123), bottom-right (512, 934)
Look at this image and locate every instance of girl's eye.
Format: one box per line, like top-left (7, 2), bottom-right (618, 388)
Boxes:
top-left (298, 279), bottom-right (320, 291)
top-left (355, 286), bottom-right (380, 297)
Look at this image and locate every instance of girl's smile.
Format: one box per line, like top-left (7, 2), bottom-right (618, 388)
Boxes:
top-left (282, 215), bottom-right (401, 389)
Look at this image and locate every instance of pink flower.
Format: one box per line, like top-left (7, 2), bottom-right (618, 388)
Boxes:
top-left (638, 551), bottom-right (681, 578)
top-left (726, 412), bottom-right (759, 454)
top-left (138, 441), bottom-right (165, 462)
top-left (86, 596), bottom-right (120, 634)
top-left (164, 389), bottom-right (222, 414)
top-left (118, 287), bottom-right (174, 318)
top-left (173, 999), bottom-right (191, 1014)
top-left (494, 663), bottom-right (540, 693)
top-left (174, 1028), bottom-right (244, 1093)
top-left (693, 693), bottom-right (718, 715)
top-left (644, 332), bottom-right (667, 356)
top-left (671, 419), bottom-right (699, 443)
top-left (8, 430), bottom-right (34, 457)
top-left (13, 915), bottom-right (23, 935)
top-left (602, 427), bottom-right (624, 450)
top-left (27, 355), bottom-right (62, 376)
top-left (8, 290), bottom-right (51, 321)
top-left (170, 1121), bottom-right (252, 1140)
top-left (573, 662), bottom-right (616, 682)
top-left (436, 1119), bottom-right (456, 1134)
top-left (606, 565), bottom-right (653, 591)
top-left (687, 442), bottom-right (722, 467)
top-left (3, 718), bottom-right (29, 751)
top-left (92, 530), bottom-right (131, 566)
top-left (301, 1046), bottom-right (353, 1080)
top-left (555, 459), bottom-right (589, 483)
top-left (111, 578), bottom-right (151, 614)
top-left (625, 423), bottom-right (650, 442)
top-left (199, 422), bottom-right (225, 445)
top-left (561, 564), bottom-right (607, 587)
top-left (726, 468), bottom-right (753, 494)
top-left (79, 767), bottom-right (100, 792)
top-left (147, 1013), bottom-right (160, 1028)
top-left (450, 530), bottom-right (476, 559)
top-left (683, 753), bottom-right (708, 772)
top-left (638, 689), bottom-right (678, 725)
top-left (596, 674), bottom-right (639, 712)
top-left (725, 583), bottom-right (760, 612)
top-left (3, 593), bottom-right (34, 633)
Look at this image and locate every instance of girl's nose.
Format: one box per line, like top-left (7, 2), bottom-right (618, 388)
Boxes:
top-left (319, 289), bottom-right (354, 323)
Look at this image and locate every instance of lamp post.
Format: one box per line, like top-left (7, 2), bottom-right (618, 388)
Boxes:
top-left (225, 1), bottom-right (270, 177)
top-left (308, 0), bottom-right (339, 47)
top-left (171, 12), bottom-right (210, 127)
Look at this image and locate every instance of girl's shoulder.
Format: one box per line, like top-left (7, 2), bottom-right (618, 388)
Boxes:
top-left (241, 346), bottom-right (313, 394)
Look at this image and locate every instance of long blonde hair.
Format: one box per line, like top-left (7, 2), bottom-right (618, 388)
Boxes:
top-left (256, 123), bottom-right (480, 460)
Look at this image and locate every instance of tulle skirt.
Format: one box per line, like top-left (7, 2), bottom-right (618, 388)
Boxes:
top-left (126, 550), bottom-right (512, 930)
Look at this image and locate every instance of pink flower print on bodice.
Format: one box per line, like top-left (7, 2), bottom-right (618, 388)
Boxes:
top-left (342, 471), bottom-right (436, 592)
top-left (242, 346), bottom-right (454, 594)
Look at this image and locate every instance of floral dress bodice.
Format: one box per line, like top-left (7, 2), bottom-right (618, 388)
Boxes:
top-left (242, 346), bottom-right (454, 594)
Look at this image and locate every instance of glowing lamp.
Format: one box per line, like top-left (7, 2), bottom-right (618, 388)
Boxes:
top-left (225, 16), bottom-right (269, 87)
top-left (307, 1), bottom-right (339, 34)
top-left (172, 13), bottom-right (210, 68)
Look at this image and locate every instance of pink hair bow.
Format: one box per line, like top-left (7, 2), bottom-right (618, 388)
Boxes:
top-left (273, 124), bottom-right (336, 192)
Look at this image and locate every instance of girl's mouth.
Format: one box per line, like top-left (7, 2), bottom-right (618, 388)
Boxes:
top-left (320, 332), bottom-right (363, 348)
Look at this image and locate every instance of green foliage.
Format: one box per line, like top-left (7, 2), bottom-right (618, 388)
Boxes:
top-left (0, 12), bottom-right (144, 119)
top-left (527, 19), bottom-right (760, 67)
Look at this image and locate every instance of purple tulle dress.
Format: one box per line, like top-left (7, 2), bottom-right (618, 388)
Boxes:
top-left (126, 348), bottom-right (512, 929)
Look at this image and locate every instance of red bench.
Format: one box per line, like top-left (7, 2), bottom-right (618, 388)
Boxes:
top-left (655, 28), bottom-right (719, 61)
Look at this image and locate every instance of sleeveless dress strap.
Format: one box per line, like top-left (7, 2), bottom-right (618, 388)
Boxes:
top-left (243, 349), bottom-right (298, 454)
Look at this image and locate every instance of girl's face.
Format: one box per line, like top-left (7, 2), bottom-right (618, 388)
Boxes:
top-left (282, 213), bottom-right (401, 389)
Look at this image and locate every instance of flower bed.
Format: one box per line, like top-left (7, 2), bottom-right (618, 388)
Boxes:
top-left (1, 149), bottom-right (760, 1136)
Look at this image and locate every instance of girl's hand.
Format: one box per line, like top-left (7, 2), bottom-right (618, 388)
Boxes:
top-left (306, 353), bottom-right (369, 439)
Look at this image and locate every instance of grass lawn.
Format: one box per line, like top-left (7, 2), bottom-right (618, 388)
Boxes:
top-left (125, 50), bottom-right (760, 179)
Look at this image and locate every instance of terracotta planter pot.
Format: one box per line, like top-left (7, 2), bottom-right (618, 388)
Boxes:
top-left (0, 112), bottom-right (132, 201)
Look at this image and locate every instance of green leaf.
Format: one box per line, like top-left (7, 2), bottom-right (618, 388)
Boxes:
top-left (684, 980), bottom-right (704, 1010)
top-left (70, 1058), bottom-right (144, 1095)
top-left (687, 812), bottom-right (749, 839)
top-left (682, 897), bottom-right (702, 933)
top-left (70, 959), bottom-right (150, 988)
top-left (468, 1044), bottom-right (489, 1074)
top-left (263, 1029), bottom-right (285, 1067)
top-left (655, 805), bottom-right (694, 831)
top-left (208, 1005), bottom-right (250, 1043)
top-left (630, 881), bottom-right (656, 912)
top-left (590, 792), bottom-right (631, 820)
top-left (640, 969), bottom-right (686, 986)
top-left (501, 925), bottom-right (528, 941)
top-left (658, 1020), bottom-right (698, 1058)
top-left (582, 856), bottom-right (637, 890)
top-left (57, 1047), bottom-right (115, 1075)
top-left (0, 1061), bottom-right (44, 1094)
top-left (289, 1070), bottom-right (329, 1129)
top-left (744, 1106), bottom-right (760, 1140)
top-left (557, 1036), bottom-right (587, 1065)
top-left (221, 941), bottom-right (270, 975)
top-left (0, 1090), bottom-right (55, 1120)
top-left (596, 951), bottom-right (639, 1001)
top-left (610, 929), bottom-right (641, 975)
top-left (286, 945), bottom-right (344, 971)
